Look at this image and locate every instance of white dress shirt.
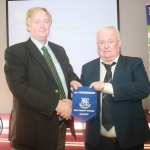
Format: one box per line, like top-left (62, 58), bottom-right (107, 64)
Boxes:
top-left (31, 37), bottom-right (68, 99)
top-left (100, 55), bottom-right (119, 137)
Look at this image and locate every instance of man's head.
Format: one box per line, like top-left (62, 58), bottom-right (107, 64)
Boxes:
top-left (97, 26), bottom-right (122, 63)
top-left (26, 7), bottom-right (52, 45)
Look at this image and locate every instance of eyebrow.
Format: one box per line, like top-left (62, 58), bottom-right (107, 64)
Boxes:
top-left (99, 39), bottom-right (115, 41)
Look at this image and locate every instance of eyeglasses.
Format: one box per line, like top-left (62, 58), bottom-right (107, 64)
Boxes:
top-left (97, 40), bottom-right (118, 46)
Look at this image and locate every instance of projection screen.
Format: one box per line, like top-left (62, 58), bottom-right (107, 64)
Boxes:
top-left (6, 0), bottom-right (119, 77)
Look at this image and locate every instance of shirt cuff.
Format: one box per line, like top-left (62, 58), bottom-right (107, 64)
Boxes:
top-left (102, 83), bottom-right (114, 96)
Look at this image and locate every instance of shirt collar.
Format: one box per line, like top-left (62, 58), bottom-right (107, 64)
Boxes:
top-left (30, 36), bottom-right (49, 50)
top-left (100, 54), bottom-right (120, 65)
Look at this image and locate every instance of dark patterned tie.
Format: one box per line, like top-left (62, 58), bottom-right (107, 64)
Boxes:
top-left (102, 62), bottom-right (116, 131)
top-left (41, 46), bottom-right (66, 100)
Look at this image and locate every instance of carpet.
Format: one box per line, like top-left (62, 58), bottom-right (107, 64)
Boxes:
top-left (0, 114), bottom-right (85, 150)
top-left (0, 111), bottom-right (150, 150)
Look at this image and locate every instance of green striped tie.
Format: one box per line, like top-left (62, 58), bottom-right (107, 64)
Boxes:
top-left (41, 46), bottom-right (66, 100)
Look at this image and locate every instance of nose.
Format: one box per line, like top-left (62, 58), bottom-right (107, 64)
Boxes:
top-left (104, 42), bottom-right (109, 49)
top-left (40, 22), bottom-right (45, 28)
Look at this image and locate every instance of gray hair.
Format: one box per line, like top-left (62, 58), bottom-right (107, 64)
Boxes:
top-left (96, 26), bottom-right (120, 41)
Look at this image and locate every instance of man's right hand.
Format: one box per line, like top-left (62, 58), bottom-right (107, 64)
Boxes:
top-left (55, 99), bottom-right (72, 120)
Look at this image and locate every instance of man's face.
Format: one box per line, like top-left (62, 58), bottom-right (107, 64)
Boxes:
top-left (97, 28), bottom-right (121, 63)
top-left (28, 10), bottom-right (50, 44)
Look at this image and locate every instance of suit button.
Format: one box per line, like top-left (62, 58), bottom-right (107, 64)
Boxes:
top-left (55, 90), bottom-right (59, 93)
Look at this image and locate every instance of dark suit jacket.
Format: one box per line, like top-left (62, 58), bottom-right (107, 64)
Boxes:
top-left (81, 55), bottom-right (150, 149)
top-left (4, 38), bottom-right (79, 150)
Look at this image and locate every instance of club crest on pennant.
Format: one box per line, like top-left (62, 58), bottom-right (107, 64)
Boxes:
top-left (79, 98), bottom-right (91, 109)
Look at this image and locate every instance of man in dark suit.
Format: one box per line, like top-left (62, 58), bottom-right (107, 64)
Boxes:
top-left (81, 26), bottom-right (150, 150)
top-left (4, 7), bottom-right (81, 150)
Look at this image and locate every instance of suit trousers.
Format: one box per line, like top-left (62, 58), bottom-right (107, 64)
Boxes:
top-left (85, 137), bottom-right (144, 150)
top-left (12, 121), bottom-right (66, 150)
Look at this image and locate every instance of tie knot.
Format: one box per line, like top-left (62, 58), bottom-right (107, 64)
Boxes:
top-left (41, 46), bottom-right (47, 52)
top-left (102, 62), bottom-right (116, 70)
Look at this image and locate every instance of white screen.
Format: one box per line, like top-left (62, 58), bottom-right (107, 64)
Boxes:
top-left (7, 0), bottom-right (118, 77)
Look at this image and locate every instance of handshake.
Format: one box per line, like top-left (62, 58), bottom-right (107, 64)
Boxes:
top-left (55, 80), bottom-right (82, 120)
top-left (55, 99), bottom-right (73, 120)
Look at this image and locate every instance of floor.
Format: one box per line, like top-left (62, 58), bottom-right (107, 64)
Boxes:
top-left (0, 111), bottom-right (150, 150)
top-left (0, 114), bottom-right (85, 150)
top-left (143, 110), bottom-right (150, 150)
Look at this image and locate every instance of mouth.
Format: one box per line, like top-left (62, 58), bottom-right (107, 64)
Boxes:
top-left (104, 51), bottom-right (110, 52)
top-left (40, 31), bottom-right (45, 33)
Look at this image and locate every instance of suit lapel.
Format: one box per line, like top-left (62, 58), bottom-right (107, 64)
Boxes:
top-left (26, 38), bottom-right (57, 85)
top-left (93, 58), bottom-right (101, 113)
top-left (93, 58), bottom-right (100, 82)
top-left (113, 55), bottom-right (126, 83)
top-left (93, 58), bottom-right (100, 102)
top-left (49, 42), bottom-right (69, 85)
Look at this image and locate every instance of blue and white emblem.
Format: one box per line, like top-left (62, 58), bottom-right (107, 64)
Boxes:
top-left (79, 97), bottom-right (91, 109)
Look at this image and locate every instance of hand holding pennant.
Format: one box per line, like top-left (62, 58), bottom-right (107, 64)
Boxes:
top-left (71, 86), bottom-right (97, 123)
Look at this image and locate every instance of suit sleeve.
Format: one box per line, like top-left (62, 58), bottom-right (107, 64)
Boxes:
top-left (112, 58), bottom-right (150, 102)
top-left (4, 46), bottom-right (58, 118)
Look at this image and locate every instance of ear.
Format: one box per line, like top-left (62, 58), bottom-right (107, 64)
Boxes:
top-left (27, 26), bottom-right (31, 32)
top-left (118, 39), bottom-right (122, 47)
